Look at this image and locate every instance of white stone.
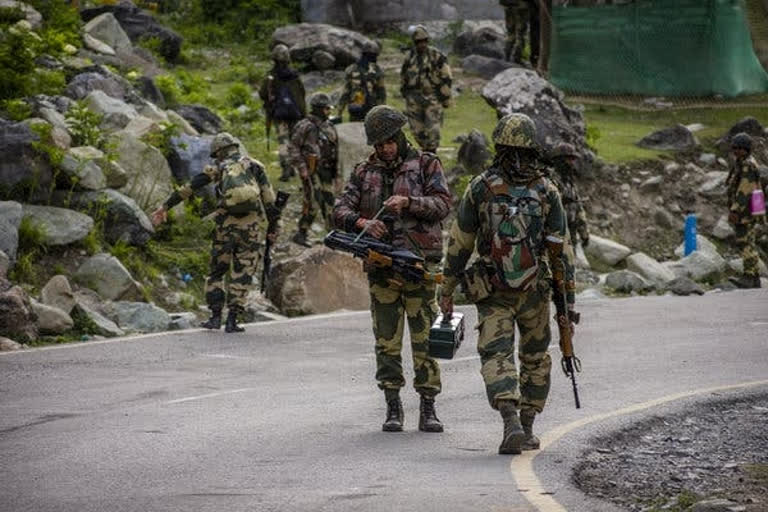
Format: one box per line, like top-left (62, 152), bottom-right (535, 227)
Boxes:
top-left (626, 252), bottom-right (676, 285)
top-left (711, 215), bottom-right (735, 240)
top-left (32, 300), bottom-right (74, 335)
top-left (584, 235), bottom-right (632, 266)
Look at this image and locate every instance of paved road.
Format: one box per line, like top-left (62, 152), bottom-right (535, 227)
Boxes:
top-left (1, 289), bottom-right (767, 512)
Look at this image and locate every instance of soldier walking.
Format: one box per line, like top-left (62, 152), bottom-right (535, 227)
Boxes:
top-left (332, 105), bottom-right (451, 433)
top-left (151, 133), bottom-right (281, 333)
top-left (259, 44), bottom-right (306, 182)
top-left (439, 114), bottom-right (576, 454)
top-left (337, 41), bottom-right (386, 122)
top-left (288, 93), bottom-right (339, 247)
top-left (400, 25), bottom-right (452, 153)
top-left (726, 133), bottom-right (764, 289)
top-left (549, 142), bottom-right (590, 248)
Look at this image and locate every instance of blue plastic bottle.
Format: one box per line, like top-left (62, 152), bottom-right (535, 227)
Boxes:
top-left (683, 213), bottom-right (697, 256)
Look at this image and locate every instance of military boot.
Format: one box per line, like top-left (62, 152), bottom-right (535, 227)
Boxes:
top-left (519, 409), bottom-right (541, 451)
top-left (382, 390), bottom-right (404, 432)
top-left (729, 274), bottom-right (761, 289)
top-left (224, 310), bottom-right (245, 333)
top-left (201, 308), bottom-right (222, 329)
top-left (418, 395), bottom-right (444, 433)
top-left (498, 400), bottom-right (526, 455)
top-left (291, 230), bottom-right (311, 248)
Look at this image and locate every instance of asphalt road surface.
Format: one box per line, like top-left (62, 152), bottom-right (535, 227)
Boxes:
top-left (1, 289), bottom-right (767, 512)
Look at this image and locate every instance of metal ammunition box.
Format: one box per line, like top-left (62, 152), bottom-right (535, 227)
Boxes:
top-left (428, 312), bottom-right (465, 359)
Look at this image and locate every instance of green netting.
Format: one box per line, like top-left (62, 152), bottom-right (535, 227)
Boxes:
top-left (549, 0), bottom-right (768, 97)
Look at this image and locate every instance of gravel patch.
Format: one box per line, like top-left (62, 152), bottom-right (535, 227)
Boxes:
top-left (573, 393), bottom-right (768, 512)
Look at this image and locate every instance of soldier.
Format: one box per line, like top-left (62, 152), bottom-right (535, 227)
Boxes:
top-left (259, 44), bottom-right (307, 182)
top-left (400, 25), bottom-right (452, 153)
top-left (439, 113), bottom-right (575, 454)
top-left (332, 105), bottom-right (451, 433)
top-left (337, 40), bottom-right (386, 122)
top-left (726, 133), bottom-right (763, 289)
top-left (500, 0), bottom-right (534, 65)
top-left (288, 92), bottom-right (339, 247)
top-left (549, 142), bottom-right (590, 248)
top-left (151, 133), bottom-right (281, 333)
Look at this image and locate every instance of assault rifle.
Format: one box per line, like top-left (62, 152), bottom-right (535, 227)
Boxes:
top-left (261, 190), bottom-right (290, 293)
top-left (553, 278), bottom-right (582, 409)
top-left (324, 230), bottom-right (443, 284)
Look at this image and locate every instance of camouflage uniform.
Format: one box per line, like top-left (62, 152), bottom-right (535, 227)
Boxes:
top-left (727, 153), bottom-right (763, 281)
top-left (333, 146), bottom-right (451, 398)
top-left (549, 145), bottom-right (590, 247)
top-left (288, 106), bottom-right (338, 234)
top-left (400, 28), bottom-right (452, 152)
top-left (337, 48), bottom-right (386, 122)
top-left (162, 144), bottom-right (279, 317)
top-left (500, 0), bottom-right (539, 66)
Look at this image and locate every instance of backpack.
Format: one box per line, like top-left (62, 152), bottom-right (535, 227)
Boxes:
top-left (270, 80), bottom-right (303, 122)
top-left (482, 174), bottom-right (547, 291)
top-left (219, 157), bottom-right (263, 215)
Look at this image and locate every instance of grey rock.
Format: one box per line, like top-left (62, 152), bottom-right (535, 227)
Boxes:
top-left (0, 336), bottom-right (23, 351)
top-left (712, 215), bottom-right (736, 240)
top-left (272, 23), bottom-right (377, 69)
top-left (65, 71), bottom-right (129, 101)
top-left (626, 252), bottom-right (676, 286)
top-left (0, 250), bottom-right (8, 278)
top-left (300, 70), bottom-right (345, 92)
top-left (697, 171), bottom-right (728, 199)
top-left (41, 275), bottom-right (76, 314)
top-left (311, 49), bottom-right (336, 70)
top-left (605, 270), bottom-right (653, 293)
top-left (698, 153), bottom-right (717, 166)
top-left (303, 1), bottom-right (501, 26)
top-left (85, 90), bottom-right (139, 132)
top-left (691, 498), bottom-right (746, 512)
top-left (32, 300), bottom-right (73, 335)
top-left (103, 160), bottom-right (129, 189)
top-left (0, 1), bottom-right (42, 29)
top-left (454, 26), bottom-right (506, 60)
top-left (83, 12), bottom-right (133, 55)
top-left (169, 312), bottom-right (197, 330)
top-left (667, 277), bottom-right (705, 296)
top-left (664, 251), bottom-right (726, 282)
top-left (639, 175), bottom-right (663, 192)
top-left (110, 301), bottom-right (171, 333)
top-left (174, 104), bottom-right (221, 135)
top-left (461, 54), bottom-right (517, 80)
top-left (585, 234), bottom-right (632, 266)
top-left (0, 201), bottom-right (21, 261)
top-left (653, 208), bottom-right (676, 229)
top-left (83, 33), bottom-right (116, 56)
top-left (30, 108), bottom-right (72, 149)
top-left (74, 253), bottom-right (142, 301)
top-left (456, 129), bottom-right (492, 174)
top-left (137, 76), bottom-right (165, 109)
top-left (0, 280), bottom-right (37, 342)
top-left (674, 234), bottom-right (721, 260)
top-left (336, 122), bottom-right (372, 180)
top-left (21, 205), bottom-right (94, 246)
top-left (637, 124), bottom-right (698, 151)
top-left (165, 109), bottom-right (198, 136)
top-left (108, 131), bottom-right (174, 210)
top-left (60, 146), bottom-right (108, 190)
top-left (0, 119), bottom-right (54, 200)
top-left (167, 134), bottom-right (214, 185)
top-left (121, 115), bottom-right (161, 139)
top-left (574, 241), bottom-right (591, 270)
top-left (72, 302), bottom-right (124, 338)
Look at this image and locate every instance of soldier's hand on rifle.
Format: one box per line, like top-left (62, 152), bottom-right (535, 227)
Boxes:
top-left (355, 217), bottom-right (388, 239)
top-left (384, 195), bottom-right (410, 215)
top-left (150, 206), bottom-right (167, 227)
top-left (439, 294), bottom-right (453, 316)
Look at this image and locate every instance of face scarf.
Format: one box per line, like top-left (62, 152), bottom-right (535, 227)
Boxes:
top-left (492, 145), bottom-right (542, 183)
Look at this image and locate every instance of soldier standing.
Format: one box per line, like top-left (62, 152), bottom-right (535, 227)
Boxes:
top-left (500, 0), bottom-right (539, 66)
top-left (332, 105), bottom-right (451, 433)
top-left (259, 44), bottom-right (307, 182)
top-left (549, 142), bottom-right (590, 248)
top-left (439, 114), bottom-right (576, 454)
top-left (337, 41), bottom-right (386, 122)
top-left (288, 93), bottom-right (339, 247)
top-left (400, 25), bottom-right (452, 153)
top-left (726, 133), bottom-right (763, 289)
top-left (151, 133), bottom-right (281, 333)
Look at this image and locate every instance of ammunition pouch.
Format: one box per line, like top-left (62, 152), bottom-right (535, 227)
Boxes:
top-left (460, 261), bottom-right (493, 303)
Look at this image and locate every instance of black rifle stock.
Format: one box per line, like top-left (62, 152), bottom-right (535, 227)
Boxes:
top-left (261, 190), bottom-right (290, 293)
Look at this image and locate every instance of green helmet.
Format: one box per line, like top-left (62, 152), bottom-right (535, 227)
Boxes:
top-left (309, 92), bottom-right (332, 110)
top-left (364, 105), bottom-right (407, 146)
top-left (362, 40), bottom-right (380, 55)
top-left (730, 132), bottom-right (752, 152)
top-left (492, 113), bottom-right (537, 149)
top-left (210, 132), bottom-right (238, 157)
top-left (271, 44), bottom-right (290, 63)
top-left (411, 25), bottom-right (430, 42)
top-left (551, 141), bottom-right (578, 159)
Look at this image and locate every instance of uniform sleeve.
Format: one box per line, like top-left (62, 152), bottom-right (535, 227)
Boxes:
top-left (332, 166), bottom-right (364, 232)
top-left (545, 184), bottom-right (575, 308)
top-left (287, 121), bottom-right (308, 176)
top-left (163, 166), bottom-right (216, 210)
top-left (441, 182), bottom-right (481, 297)
top-left (435, 51), bottom-right (453, 105)
top-left (407, 156), bottom-right (451, 222)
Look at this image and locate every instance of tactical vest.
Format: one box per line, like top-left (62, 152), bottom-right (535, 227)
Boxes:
top-left (219, 157), bottom-right (263, 216)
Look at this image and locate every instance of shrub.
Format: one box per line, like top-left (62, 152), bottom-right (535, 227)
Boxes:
top-left (65, 101), bottom-right (105, 148)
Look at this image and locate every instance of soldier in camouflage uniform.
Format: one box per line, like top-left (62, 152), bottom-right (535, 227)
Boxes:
top-left (549, 142), bottom-right (590, 248)
top-left (500, 0), bottom-right (539, 66)
top-left (400, 25), bottom-right (452, 153)
top-left (337, 41), bottom-right (386, 122)
top-left (151, 133), bottom-right (281, 333)
top-left (439, 113), bottom-right (576, 455)
top-left (726, 133), bottom-right (764, 289)
top-left (332, 105), bottom-right (451, 433)
top-left (259, 44), bottom-right (307, 182)
top-left (288, 93), bottom-right (339, 247)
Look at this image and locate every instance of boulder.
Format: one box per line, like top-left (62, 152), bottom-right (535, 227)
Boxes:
top-left (74, 253), bottom-right (142, 301)
top-left (169, 312), bottom-right (197, 330)
top-left (639, 175), bottom-right (663, 193)
top-left (301, 70), bottom-right (345, 92)
top-left (0, 201), bottom-right (22, 262)
top-left (41, 275), bottom-right (76, 314)
top-left (32, 108), bottom-right (71, 148)
top-left (72, 303), bottom-right (124, 338)
top-left (454, 26), bottom-right (505, 60)
top-left (697, 171), bottom-right (728, 199)
top-left (691, 498), bottom-right (747, 512)
top-left (0, 279), bottom-right (37, 342)
top-left (0, 336), bottom-right (23, 351)
top-left (167, 134), bottom-right (214, 184)
top-left (108, 131), bottom-right (174, 209)
top-left (103, 160), bottom-right (129, 189)
top-left (674, 234), bottom-right (721, 260)
top-left (456, 129), bottom-right (492, 174)
top-left (584, 234), bottom-right (632, 266)
top-left (716, 117), bottom-right (766, 151)
top-left (137, 76), bottom-right (166, 109)
top-left (174, 104), bottom-right (221, 135)
top-left (21, 205), bottom-right (94, 246)
top-left (0, 119), bottom-right (54, 200)
top-left (482, 68), bottom-right (588, 157)
top-left (32, 300), bottom-right (74, 335)
top-left (26, 94), bottom-right (73, 115)
top-left (85, 90), bottom-right (139, 132)
top-left (272, 23), bottom-right (377, 70)
top-left (461, 54), bottom-right (517, 80)
top-left (667, 277), bottom-right (705, 296)
top-left (122, 115), bottom-right (162, 139)
top-left (109, 301), bottom-right (171, 333)
top-left (166, 109), bottom-right (198, 136)
top-left (604, 270), bottom-right (653, 294)
top-left (664, 251), bottom-right (726, 282)
top-left (311, 49), bottom-right (336, 70)
top-left (711, 215), bottom-right (735, 240)
top-left (0, 1), bottom-right (42, 29)
top-left (83, 33), bottom-right (116, 56)
top-left (80, 3), bottom-right (183, 62)
top-left (626, 252), bottom-right (676, 286)
top-left (335, 122), bottom-right (372, 180)
top-left (60, 146), bottom-right (108, 190)
top-left (637, 124), bottom-right (698, 151)
top-left (83, 12), bottom-right (133, 55)
top-left (304, 1), bottom-right (501, 26)
top-left (52, 189), bottom-right (153, 246)
top-left (65, 71), bottom-right (129, 101)
top-left (266, 246), bottom-right (369, 316)
top-left (574, 242), bottom-right (591, 270)
top-left (137, 102), bottom-right (168, 123)
top-left (0, 250), bottom-right (8, 278)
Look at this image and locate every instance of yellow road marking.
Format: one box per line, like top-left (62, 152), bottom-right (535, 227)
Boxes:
top-left (510, 379), bottom-right (768, 512)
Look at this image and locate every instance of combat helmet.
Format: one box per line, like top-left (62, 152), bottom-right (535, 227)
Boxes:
top-left (492, 113), bottom-right (537, 149)
top-left (362, 40), bottom-right (380, 55)
top-left (271, 44), bottom-right (290, 63)
top-left (210, 132), bottom-right (239, 157)
top-left (551, 141), bottom-right (578, 159)
top-left (309, 92), bottom-right (333, 110)
top-left (730, 132), bottom-right (752, 152)
top-left (364, 105), bottom-right (407, 146)
top-left (411, 25), bottom-right (430, 42)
